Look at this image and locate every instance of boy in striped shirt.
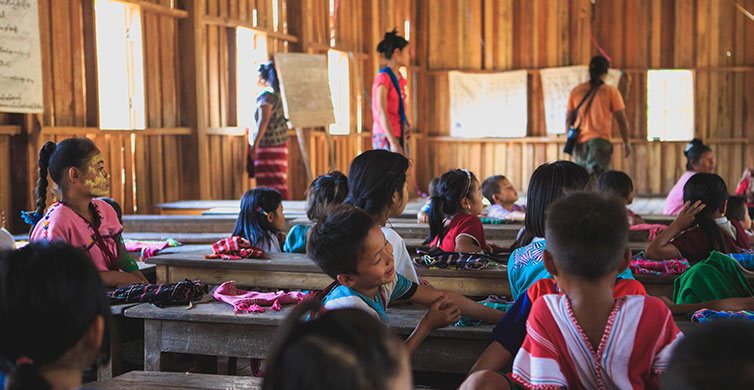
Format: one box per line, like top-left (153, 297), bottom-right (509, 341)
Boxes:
top-left (511, 192), bottom-right (682, 390)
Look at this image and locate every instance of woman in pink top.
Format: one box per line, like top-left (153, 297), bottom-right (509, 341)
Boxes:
top-left (372, 29), bottom-right (410, 155)
top-left (663, 139), bottom-right (715, 215)
top-left (26, 138), bottom-right (147, 288)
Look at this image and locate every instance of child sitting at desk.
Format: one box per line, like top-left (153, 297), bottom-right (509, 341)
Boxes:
top-left (308, 206), bottom-right (504, 355)
top-left (645, 173), bottom-right (750, 264)
top-left (481, 175), bottom-right (525, 222)
top-left (263, 299), bottom-right (412, 390)
top-left (726, 195), bottom-right (753, 245)
top-left (0, 242), bottom-right (109, 390)
top-left (283, 171), bottom-right (348, 253)
top-left (597, 170), bottom-right (645, 225)
top-left (233, 187), bottom-right (286, 253)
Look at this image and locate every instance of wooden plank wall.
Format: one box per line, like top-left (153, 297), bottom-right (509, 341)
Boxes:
top-left (413, 0), bottom-right (754, 195)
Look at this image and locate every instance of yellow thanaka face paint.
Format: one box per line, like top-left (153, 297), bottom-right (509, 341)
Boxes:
top-left (83, 154), bottom-right (110, 197)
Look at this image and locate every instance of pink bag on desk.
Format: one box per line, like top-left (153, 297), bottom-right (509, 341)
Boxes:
top-left (212, 281), bottom-right (308, 313)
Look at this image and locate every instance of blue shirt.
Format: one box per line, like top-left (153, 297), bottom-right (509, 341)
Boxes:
top-left (322, 273), bottom-right (418, 323)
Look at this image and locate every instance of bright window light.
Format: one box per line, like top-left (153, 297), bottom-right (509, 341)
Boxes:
top-left (647, 70), bottom-right (694, 141)
top-left (272, 0), bottom-right (279, 31)
top-left (328, 50), bottom-right (350, 135)
top-left (94, 0), bottom-right (145, 130)
top-left (236, 28), bottom-right (268, 128)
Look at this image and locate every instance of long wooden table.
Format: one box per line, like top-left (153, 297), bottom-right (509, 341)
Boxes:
top-left (87, 371), bottom-right (263, 389)
top-left (147, 247), bottom-right (688, 298)
top-left (124, 300), bottom-right (493, 374)
top-left (147, 247), bottom-right (511, 297)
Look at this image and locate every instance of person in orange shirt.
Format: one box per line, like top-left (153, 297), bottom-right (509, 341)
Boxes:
top-left (566, 56), bottom-right (631, 179)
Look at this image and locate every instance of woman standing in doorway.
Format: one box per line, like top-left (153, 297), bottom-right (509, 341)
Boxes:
top-left (249, 61), bottom-right (290, 200)
top-left (372, 30), bottom-right (410, 155)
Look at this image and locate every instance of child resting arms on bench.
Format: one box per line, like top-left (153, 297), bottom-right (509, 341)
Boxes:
top-left (307, 205), bottom-right (505, 355)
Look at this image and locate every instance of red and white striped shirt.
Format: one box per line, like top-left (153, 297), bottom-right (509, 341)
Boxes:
top-left (512, 294), bottom-right (682, 390)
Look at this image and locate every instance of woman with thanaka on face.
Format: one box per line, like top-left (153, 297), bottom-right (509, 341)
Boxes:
top-left (26, 138), bottom-right (147, 288)
top-left (0, 242), bottom-right (110, 390)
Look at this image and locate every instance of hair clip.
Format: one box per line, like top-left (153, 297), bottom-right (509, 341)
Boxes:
top-left (16, 356), bottom-right (34, 367)
top-left (21, 211), bottom-right (42, 226)
top-left (257, 206), bottom-right (268, 216)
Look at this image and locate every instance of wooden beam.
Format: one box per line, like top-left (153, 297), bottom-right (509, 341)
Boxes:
top-left (203, 15), bottom-right (299, 42)
top-left (111, 0), bottom-right (188, 18)
top-left (39, 127), bottom-right (192, 135)
top-left (0, 126), bottom-right (21, 135)
top-left (422, 66), bottom-right (754, 75)
top-left (206, 127), bottom-right (246, 136)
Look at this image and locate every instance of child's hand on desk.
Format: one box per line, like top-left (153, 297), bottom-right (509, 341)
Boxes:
top-left (420, 295), bottom-right (461, 330)
top-left (488, 243), bottom-right (505, 254)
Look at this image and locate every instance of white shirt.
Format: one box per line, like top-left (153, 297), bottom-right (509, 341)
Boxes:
top-left (382, 227), bottom-right (419, 283)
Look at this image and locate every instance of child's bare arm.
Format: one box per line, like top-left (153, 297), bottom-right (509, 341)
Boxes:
top-left (410, 285), bottom-right (505, 324)
top-left (404, 295), bottom-right (460, 355)
top-left (455, 235), bottom-right (483, 253)
top-left (645, 200), bottom-right (704, 260)
top-left (467, 342), bottom-right (513, 376)
top-left (100, 270), bottom-right (143, 288)
top-left (661, 295), bottom-right (754, 315)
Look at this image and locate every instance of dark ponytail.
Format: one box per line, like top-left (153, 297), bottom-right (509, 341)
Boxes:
top-left (684, 138), bottom-right (712, 171)
top-left (424, 169), bottom-right (477, 245)
top-left (589, 55), bottom-right (610, 88)
top-left (0, 242), bottom-right (110, 390)
top-left (376, 29), bottom-right (408, 60)
top-left (346, 150), bottom-right (409, 220)
top-left (23, 138), bottom-right (98, 227)
top-left (306, 171), bottom-right (349, 222)
top-left (259, 61), bottom-right (280, 93)
top-left (683, 173), bottom-right (731, 253)
top-left (511, 161), bottom-right (590, 251)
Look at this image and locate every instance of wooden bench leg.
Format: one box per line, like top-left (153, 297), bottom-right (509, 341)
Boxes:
top-left (144, 320), bottom-right (167, 371)
top-left (97, 314), bottom-right (124, 380)
top-left (227, 357), bottom-right (238, 375)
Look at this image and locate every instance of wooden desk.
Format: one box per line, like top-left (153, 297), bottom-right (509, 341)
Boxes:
top-left (147, 248), bottom-right (511, 297)
top-left (86, 371), bottom-right (263, 389)
top-left (98, 303), bottom-right (142, 381)
top-left (124, 301), bottom-right (493, 374)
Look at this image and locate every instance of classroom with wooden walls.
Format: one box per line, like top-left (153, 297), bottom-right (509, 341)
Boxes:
top-left (2, 0), bottom-right (754, 389)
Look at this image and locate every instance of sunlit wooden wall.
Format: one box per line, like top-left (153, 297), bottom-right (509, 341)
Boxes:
top-left (2, 0), bottom-right (753, 233)
top-left (412, 0), bottom-right (754, 195)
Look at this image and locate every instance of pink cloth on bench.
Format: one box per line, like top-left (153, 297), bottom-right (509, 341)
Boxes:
top-left (630, 223), bottom-right (669, 242)
top-left (212, 281), bottom-right (308, 313)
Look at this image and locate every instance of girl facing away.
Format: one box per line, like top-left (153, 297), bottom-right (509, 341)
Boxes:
top-left (284, 171), bottom-right (349, 253)
top-left (646, 172), bottom-right (750, 264)
top-left (232, 187), bottom-right (286, 253)
top-left (347, 150), bottom-right (419, 283)
top-left (27, 138), bottom-right (147, 288)
top-left (0, 241), bottom-right (110, 390)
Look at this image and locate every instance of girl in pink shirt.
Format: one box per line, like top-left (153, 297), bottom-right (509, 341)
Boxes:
top-left (664, 139), bottom-right (715, 215)
top-left (26, 138), bottom-right (147, 288)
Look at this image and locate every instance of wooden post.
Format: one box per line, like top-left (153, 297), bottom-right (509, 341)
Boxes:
top-left (323, 129), bottom-right (335, 172)
top-left (295, 128), bottom-right (314, 183)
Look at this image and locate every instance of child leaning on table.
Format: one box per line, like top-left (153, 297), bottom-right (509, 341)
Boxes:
top-left (509, 192), bottom-right (682, 389)
top-left (307, 205), bottom-right (505, 355)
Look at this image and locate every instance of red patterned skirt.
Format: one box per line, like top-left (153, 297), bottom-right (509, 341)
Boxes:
top-left (254, 144), bottom-right (289, 200)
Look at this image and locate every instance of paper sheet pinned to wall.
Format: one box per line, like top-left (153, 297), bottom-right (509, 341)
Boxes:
top-left (449, 70), bottom-right (528, 138)
top-left (0, 0), bottom-right (43, 113)
top-left (540, 65), bottom-right (621, 134)
top-left (273, 53), bottom-right (335, 128)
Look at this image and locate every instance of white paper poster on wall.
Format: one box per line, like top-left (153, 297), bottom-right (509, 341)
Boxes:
top-left (0, 0), bottom-right (43, 113)
top-left (540, 65), bottom-right (621, 135)
top-left (274, 53), bottom-right (335, 128)
top-left (449, 69), bottom-right (528, 138)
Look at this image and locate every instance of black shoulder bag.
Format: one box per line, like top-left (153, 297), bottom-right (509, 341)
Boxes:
top-left (563, 84), bottom-right (601, 155)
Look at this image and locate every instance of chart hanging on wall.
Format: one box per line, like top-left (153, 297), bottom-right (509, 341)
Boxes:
top-left (0, 0), bottom-right (43, 113)
top-left (540, 65), bottom-right (621, 135)
top-left (449, 70), bottom-right (528, 138)
top-left (273, 53), bottom-right (335, 128)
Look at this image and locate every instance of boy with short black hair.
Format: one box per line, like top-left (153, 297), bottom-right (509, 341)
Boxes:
top-left (726, 195), bottom-right (752, 231)
top-left (308, 205), bottom-right (505, 355)
top-left (481, 175), bottom-right (525, 221)
top-left (597, 170), bottom-right (644, 225)
top-left (512, 191), bottom-right (681, 389)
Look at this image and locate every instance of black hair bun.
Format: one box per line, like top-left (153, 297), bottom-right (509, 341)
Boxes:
top-left (684, 138), bottom-right (704, 156)
top-left (377, 29), bottom-right (399, 53)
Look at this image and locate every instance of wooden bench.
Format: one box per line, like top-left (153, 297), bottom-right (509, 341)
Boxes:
top-left (86, 371), bottom-right (263, 389)
top-left (124, 301), bottom-right (494, 374)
